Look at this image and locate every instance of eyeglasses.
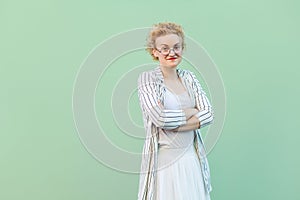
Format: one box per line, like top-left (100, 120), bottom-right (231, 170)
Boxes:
top-left (155, 45), bottom-right (182, 56)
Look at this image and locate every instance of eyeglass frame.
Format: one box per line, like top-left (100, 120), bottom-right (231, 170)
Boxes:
top-left (154, 44), bottom-right (183, 56)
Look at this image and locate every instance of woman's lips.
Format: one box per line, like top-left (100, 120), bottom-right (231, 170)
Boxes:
top-left (166, 57), bottom-right (178, 60)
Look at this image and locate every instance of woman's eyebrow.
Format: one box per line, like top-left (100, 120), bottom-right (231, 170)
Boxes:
top-left (159, 42), bottom-right (180, 46)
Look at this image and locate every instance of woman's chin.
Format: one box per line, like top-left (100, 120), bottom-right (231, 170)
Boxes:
top-left (169, 60), bottom-right (181, 67)
top-left (160, 59), bottom-right (181, 68)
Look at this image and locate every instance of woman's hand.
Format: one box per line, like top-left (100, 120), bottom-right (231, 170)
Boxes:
top-left (157, 100), bottom-right (200, 132)
top-left (183, 108), bottom-right (199, 120)
top-left (170, 115), bottom-right (200, 132)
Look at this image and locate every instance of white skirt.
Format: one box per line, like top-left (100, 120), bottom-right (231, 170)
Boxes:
top-left (155, 144), bottom-right (211, 200)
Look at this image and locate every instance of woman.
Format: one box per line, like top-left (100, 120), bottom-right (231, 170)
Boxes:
top-left (137, 22), bottom-right (214, 200)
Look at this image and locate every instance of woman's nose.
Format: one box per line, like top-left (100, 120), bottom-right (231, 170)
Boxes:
top-left (168, 48), bottom-right (176, 56)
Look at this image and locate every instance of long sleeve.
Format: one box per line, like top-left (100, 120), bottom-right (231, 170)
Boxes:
top-left (137, 72), bottom-right (187, 130)
top-left (189, 71), bottom-right (214, 128)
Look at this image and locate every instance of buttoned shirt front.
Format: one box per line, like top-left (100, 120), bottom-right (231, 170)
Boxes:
top-left (137, 66), bottom-right (214, 200)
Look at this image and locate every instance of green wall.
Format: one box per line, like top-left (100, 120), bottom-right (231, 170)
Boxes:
top-left (1, 0), bottom-right (299, 199)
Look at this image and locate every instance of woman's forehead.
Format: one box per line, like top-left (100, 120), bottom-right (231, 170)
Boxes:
top-left (155, 34), bottom-right (182, 46)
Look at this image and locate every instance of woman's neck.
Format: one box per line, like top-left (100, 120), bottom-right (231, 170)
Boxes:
top-left (159, 65), bottom-right (178, 81)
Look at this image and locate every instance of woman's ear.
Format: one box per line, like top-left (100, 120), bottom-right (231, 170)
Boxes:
top-left (152, 49), bottom-right (158, 58)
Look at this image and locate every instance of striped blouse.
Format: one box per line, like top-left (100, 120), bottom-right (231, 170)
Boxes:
top-left (137, 66), bottom-right (214, 200)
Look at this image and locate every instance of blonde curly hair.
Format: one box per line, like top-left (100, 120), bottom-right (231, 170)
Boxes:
top-left (146, 22), bottom-right (185, 60)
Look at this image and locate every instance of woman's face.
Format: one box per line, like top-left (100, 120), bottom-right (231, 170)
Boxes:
top-left (153, 34), bottom-right (183, 68)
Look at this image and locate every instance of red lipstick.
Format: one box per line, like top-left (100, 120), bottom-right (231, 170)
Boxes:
top-left (166, 57), bottom-right (177, 60)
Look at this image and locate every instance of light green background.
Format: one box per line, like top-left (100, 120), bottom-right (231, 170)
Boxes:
top-left (1, 0), bottom-right (299, 199)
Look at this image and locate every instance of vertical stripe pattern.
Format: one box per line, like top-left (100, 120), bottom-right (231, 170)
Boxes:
top-left (137, 66), bottom-right (214, 200)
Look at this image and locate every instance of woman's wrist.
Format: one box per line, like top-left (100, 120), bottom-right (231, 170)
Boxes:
top-left (183, 108), bottom-right (199, 119)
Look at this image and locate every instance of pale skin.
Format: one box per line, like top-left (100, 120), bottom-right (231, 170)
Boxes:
top-left (153, 34), bottom-right (201, 132)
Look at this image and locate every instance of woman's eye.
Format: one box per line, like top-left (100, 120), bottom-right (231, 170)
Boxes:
top-left (174, 46), bottom-right (181, 50)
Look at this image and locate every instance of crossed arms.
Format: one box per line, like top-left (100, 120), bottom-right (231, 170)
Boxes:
top-left (137, 71), bottom-right (214, 132)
